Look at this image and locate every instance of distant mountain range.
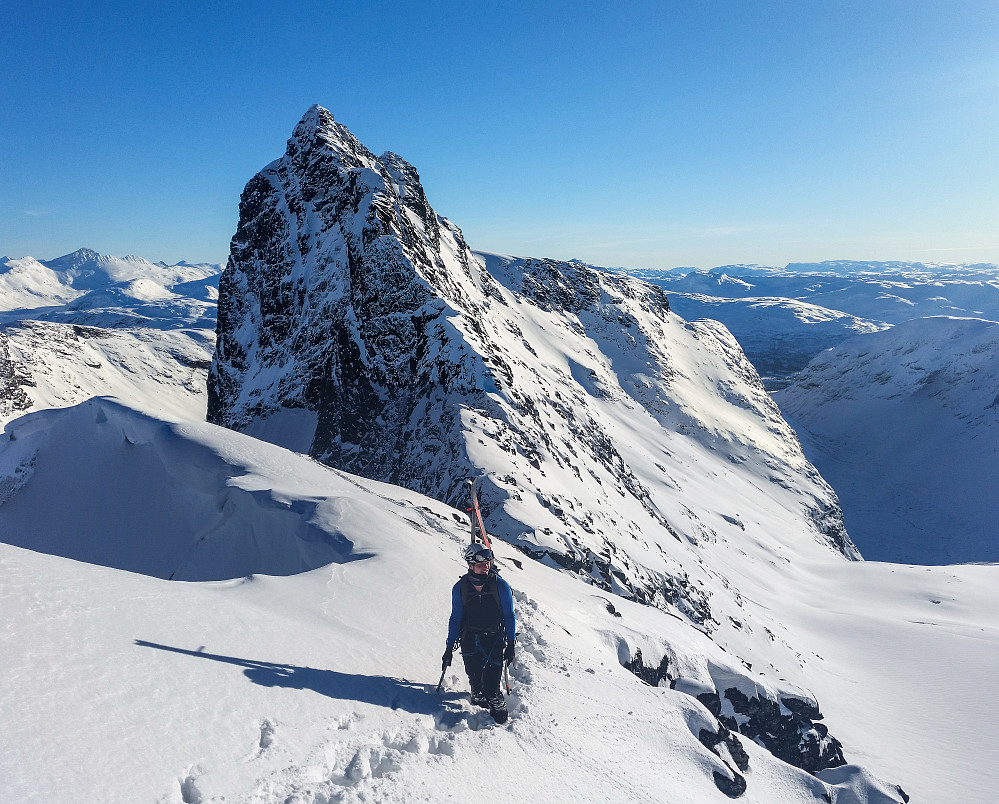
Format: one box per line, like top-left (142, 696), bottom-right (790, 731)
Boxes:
top-left (623, 262), bottom-right (999, 388)
top-left (0, 249), bottom-right (220, 424)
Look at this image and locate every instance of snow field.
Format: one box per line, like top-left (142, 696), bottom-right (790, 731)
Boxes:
top-left (0, 399), bottom-right (923, 803)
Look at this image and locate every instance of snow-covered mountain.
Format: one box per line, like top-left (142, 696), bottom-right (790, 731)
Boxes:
top-left (3, 106), bottom-right (998, 802)
top-left (208, 105), bottom-right (857, 631)
top-left (625, 263), bottom-right (999, 387)
top-left (775, 316), bottom-right (999, 564)
top-left (0, 249), bottom-right (221, 427)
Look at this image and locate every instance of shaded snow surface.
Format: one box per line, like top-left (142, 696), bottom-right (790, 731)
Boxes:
top-left (2, 398), bottom-right (997, 802)
top-left (776, 316), bottom-right (999, 564)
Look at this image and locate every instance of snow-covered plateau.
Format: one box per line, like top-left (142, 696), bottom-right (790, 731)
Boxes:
top-left (626, 262), bottom-right (999, 389)
top-left (2, 107), bottom-right (997, 802)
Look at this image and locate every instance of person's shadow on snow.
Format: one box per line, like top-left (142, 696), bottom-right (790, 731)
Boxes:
top-left (135, 639), bottom-right (462, 716)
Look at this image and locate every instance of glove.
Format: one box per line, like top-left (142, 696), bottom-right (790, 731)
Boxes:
top-left (441, 645), bottom-right (454, 670)
top-left (504, 640), bottom-right (515, 664)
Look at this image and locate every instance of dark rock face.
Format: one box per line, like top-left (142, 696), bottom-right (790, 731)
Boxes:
top-left (210, 106), bottom-right (490, 508)
top-left (0, 332), bottom-right (32, 419)
top-left (622, 647), bottom-right (672, 687)
top-left (620, 649), bottom-right (847, 784)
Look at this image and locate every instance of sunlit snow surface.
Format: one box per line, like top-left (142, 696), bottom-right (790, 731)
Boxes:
top-left (1, 397), bottom-right (997, 802)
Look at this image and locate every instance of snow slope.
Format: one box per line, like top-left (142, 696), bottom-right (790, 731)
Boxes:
top-left (0, 320), bottom-right (212, 426)
top-left (775, 317), bottom-right (999, 564)
top-left (5, 398), bottom-right (990, 802)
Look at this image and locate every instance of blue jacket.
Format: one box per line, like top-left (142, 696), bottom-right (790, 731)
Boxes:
top-left (446, 571), bottom-right (516, 649)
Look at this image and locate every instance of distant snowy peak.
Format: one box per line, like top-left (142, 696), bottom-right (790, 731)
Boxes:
top-left (784, 259), bottom-right (999, 277)
top-left (0, 249), bottom-right (220, 426)
top-left (41, 247), bottom-right (221, 290)
top-left (0, 256), bottom-right (84, 311)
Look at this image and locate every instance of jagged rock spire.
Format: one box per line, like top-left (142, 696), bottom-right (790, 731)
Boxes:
top-left (210, 107), bottom-right (858, 632)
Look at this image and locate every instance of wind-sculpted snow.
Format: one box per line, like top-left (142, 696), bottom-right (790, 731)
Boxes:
top-left (209, 106), bottom-right (858, 641)
top-left (0, 398), bottom-right (367, 580)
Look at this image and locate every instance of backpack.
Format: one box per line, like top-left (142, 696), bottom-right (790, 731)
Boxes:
top-left (459, 570), bottom-right (504, 634)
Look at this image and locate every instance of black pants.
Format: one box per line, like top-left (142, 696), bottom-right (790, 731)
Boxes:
top-left (460, 630), bottom-right (505, 696)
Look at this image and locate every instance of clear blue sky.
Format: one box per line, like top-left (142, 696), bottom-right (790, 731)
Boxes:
top-left (3, 0), bottom-right (997, 269)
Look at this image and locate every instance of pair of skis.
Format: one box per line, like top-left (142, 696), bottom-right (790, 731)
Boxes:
top-left (436, 478), bottom-right (511, 696)
top-left (465, 478), bottom-right (512, 694)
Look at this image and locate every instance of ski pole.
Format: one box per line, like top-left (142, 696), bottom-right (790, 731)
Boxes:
top-left (438, 642), bottom-right (455, 693)
top-left (503, 661), bottom-right (511, 694)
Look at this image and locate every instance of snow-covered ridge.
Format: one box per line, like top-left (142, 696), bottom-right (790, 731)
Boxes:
top-left (1, 397), bottom-right (940, 802)
top-left (5, 395), bottom-right (994, 801)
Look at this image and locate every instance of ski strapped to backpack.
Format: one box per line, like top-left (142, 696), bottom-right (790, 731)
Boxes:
top-left (466, 476), bottom-right (491, 550)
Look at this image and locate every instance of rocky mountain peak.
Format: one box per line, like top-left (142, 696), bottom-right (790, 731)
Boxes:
top-left (210, 107), bottom-right (857, 632)
top-left (285, 105), bottom-right (375, 171)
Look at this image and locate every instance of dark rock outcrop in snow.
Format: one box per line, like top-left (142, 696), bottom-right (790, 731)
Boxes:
top-left (0, 332), bottom-right (32, 419)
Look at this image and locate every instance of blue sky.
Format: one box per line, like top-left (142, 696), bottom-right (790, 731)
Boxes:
top-left (3, 1), bottom-right (997, 269)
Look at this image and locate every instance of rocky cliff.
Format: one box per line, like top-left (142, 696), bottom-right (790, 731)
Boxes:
top-left (209, 106), bottom-right (858, 628)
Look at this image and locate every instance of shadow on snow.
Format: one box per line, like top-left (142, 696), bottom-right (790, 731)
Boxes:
top-left (135, 639), bottom-right (462, 716)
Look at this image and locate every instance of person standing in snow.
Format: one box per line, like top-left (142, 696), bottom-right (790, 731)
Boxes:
top-left (442, 544), bottom-right (516, 723)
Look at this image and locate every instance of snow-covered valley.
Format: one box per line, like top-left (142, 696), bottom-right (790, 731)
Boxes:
top-left (776, 316), bottom-right (999, 564)
top-left (2, 106), bottom-right (998, 803)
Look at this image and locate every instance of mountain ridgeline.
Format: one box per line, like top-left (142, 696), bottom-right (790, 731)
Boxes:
top-left (209, 105), bottom-right (858, 625)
